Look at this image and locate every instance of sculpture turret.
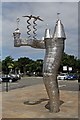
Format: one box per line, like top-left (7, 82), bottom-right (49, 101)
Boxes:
top-left (44, 28), bottom-right (51, 39)
top-left (53, 19), bottom-right (66, 40)
top-left (13, 28), bottom-right (21, 47)
top-left (13, 18), bottom-right (21, 47)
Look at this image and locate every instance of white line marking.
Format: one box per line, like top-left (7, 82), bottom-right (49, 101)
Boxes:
top-left (59, 85), bottom-right (66, 87)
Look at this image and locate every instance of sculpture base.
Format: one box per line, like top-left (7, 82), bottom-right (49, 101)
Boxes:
top-left (45, 100), bottom-right (64, 113)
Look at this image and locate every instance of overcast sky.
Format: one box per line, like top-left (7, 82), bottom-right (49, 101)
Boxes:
top-left (1, 2), bottom-right (78, 60)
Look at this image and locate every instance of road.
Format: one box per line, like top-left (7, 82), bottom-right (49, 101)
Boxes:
top-left (0, 77), bottom-right (79, 92)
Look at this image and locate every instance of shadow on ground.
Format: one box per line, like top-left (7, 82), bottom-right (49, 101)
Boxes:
top-left (24, 98), bottom-right (64, 112)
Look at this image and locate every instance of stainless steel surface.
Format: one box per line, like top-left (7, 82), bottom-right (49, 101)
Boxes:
top-left (16, 18), bottom-right (20, 29)
top-left (23, 15), bottom-right (43, 39)
top-left (44, 29), bottom-right (51, 39)
top-left (31, 15), bottom-right (43, 21)
top-left (13, 16), bottom-right (66, 112)
top-left (26, 16), bottom-right (32, 39)
top-left (42, 19), bottom-right (66, 112)
top-left (43, 36), bottom-right (64, 112)
top-left (33, 18), bottom-right (37, 39)
top-left (53, 19), bottom-right (66, 39)
top-left (13, 28), bottom-right (21, 47)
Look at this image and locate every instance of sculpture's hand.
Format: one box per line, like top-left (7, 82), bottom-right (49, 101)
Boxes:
top-left (31, 39), bottom-right (45, 49)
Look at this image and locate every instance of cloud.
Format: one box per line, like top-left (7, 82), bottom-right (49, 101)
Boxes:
top-left (1, 0), bottom-right (79, 2)
top-left (2, 2), bottom-right (78, 60)
top-left (0, 3), bottom-right (2, 59)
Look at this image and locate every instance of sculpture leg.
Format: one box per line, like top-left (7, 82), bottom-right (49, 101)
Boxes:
top-left (43, 73), bottom-right (60, 112)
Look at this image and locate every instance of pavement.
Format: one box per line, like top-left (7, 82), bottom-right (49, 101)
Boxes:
top-left (1, 80), bottom-right (79, 119)
top-left (0, 86), bottom-right (2, 120)
top-left (1, 76), bottom-right (79, 91)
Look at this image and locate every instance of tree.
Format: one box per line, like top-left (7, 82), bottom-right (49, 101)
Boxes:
top-left (14, 60), bottom-right (19, 74)
top-left (17, 57), bottom-right (33, 74)
top-left (60, 52), bottom-right (79, 73)
top-left (2, 53), bottom-right (80, 75)
top-left (75, 59), bottom-right (80, 73)
top-left (35, 59), bottom-right (43, 76)
top-left (0, 60), bottom-right (2, 72)
top-left (2, 56), bottom-right (14, 74)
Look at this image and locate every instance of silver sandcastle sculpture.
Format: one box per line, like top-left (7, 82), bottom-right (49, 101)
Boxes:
top-left (13, 14), bottom-right (66, 112)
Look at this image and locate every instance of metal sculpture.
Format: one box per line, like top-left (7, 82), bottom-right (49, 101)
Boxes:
top-left (32, 16), bottom-right (43, 39)
top-left (22, 15), bottom-right (32, 38)
top-left (22, 15), bottom-right (43, 39)
top-left (13, 14), bottom-right (66, 112)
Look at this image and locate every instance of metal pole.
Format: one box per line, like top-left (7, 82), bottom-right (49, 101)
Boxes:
top-left (6, 81), bottom-right (8, 92)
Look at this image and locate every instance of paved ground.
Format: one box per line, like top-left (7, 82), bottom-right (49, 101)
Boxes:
top-left (1, 77), bottom-right (79, 91)
top-left (1, 78), bottom-right (79, 119)
top-left (0, 89), bottom-right (2, 120)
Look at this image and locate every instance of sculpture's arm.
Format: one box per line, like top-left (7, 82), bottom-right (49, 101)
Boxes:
top-left (13, 28), bottom-right (45, 49)
top-left (27, 39), bottom-right (45, 49)
top-left (13, 34), bottom-right (45, 49)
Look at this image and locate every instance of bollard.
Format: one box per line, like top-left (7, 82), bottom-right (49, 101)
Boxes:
top-left (6, 82), bottom-right (8, 92)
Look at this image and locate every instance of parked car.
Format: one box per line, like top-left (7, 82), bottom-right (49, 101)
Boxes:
top-left (57, 73), bottom-right (68, 80)
top-left (0, 77), bottom-right (2, 83)
top-left (10, 74), bottom-right (21, 80)
top-left (1, 74), bottom-right (20, 82)
top-left (67, 74), bottom-right (78, 80)
top-left (16, 74), bottom-right (21, 79)
top-left (1, 76), bottom-right (12, 82)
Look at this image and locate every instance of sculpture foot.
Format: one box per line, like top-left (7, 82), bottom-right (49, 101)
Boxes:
top-left (45, 101), bottom-right (60, 113)
top-left (45, 101), bottom-right (50, 110)
top-left (50, 107), bottom-right (60, 113)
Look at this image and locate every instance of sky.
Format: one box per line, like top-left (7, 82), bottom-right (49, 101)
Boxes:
top-left (1, 0), bottom-right (79, 2)
top-left (78, 2), bottom-right (80, 59)
top-left (0, 2), bottom-right (79, 60)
